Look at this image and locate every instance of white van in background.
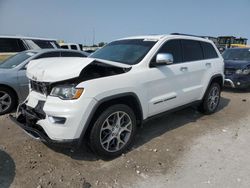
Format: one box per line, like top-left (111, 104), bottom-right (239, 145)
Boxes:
top-left (60, 43), bottom-right (83, 51)
top-left (0, 36), bottom-right (60, 62)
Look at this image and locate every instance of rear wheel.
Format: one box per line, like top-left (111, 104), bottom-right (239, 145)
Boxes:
top-left (0, 87), bottom-right (17, 115)
top-left (89, 104), bottom-right (137, 159)
top-left (199, 82), bottom-right (221, 115)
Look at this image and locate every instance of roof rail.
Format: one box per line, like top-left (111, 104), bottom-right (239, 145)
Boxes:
top-left (170, 33), bottom-right (204, 38)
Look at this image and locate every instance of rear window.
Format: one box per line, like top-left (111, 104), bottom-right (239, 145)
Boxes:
top-left (61, 45), bottom-right (69, 49)
top-left (24, 39), bottom-right (55, 49)
top-left (201, 42), bottom-right (218, 59)
top-left (36, 40), bottom-right (54, 48)
top-left (70, 45), bottom-right (77, 50)
top-left (0, 38), bottom-right (26, 52)
top-left (61, 51), bottom-right (87, 57)
top-left (36, 52), bottom-right (60, 59)
top-left (0, 51), bottom-right (36, 69)
top-left (182, 40), bottom-right (203, 62)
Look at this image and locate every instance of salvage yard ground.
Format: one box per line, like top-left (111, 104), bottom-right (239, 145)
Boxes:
top-left (0, 90), bottom-right (250, 188)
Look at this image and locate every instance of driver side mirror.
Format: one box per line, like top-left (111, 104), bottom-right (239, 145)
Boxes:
top-left (156, 53), bottom-right (174, 65)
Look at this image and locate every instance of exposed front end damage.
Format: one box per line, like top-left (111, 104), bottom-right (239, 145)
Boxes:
top-left (10, 57), bottom-right (130, 148)
top-left (10, 101), bottom-right (79, 147)
top-left (79, 61), bottom-right (131, 82)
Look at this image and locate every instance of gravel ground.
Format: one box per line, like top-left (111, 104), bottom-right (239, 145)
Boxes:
top-left (0, 90), bottom-right (249, 188)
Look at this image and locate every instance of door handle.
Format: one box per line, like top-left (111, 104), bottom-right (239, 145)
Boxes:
top-left (206, 63), bottom-right (212, 68)
top-left (180, 67), bottom-right (188, 72)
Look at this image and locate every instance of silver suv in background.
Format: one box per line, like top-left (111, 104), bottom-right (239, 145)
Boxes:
top-left (0, 36), bottom-right (60, 62)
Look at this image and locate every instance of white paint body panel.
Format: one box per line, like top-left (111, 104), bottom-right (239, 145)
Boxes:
top-left (24, 35), bottom-right (224, 141)
top-left (27, 57), bottom-right (131, 82)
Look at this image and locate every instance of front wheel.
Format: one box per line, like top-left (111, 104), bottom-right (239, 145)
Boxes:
top-left (0, 87), bottom-right (17, 115)
top-left (89, 104), bottom-right (137, 159)
top-left (199, 82), bottom-right (221, 115)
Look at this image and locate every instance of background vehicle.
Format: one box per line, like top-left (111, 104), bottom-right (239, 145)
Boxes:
top-left (217, 36), bottom-right (248, 53)
top-left (201, 36), bottom-right (219, 46)
top-left (60, 43), bottom-right (83, 51)
top-left (231, 38), bottom-right (248, 48)
top-left (223, 48), bottom-right (250, 89)
top-left (11, 34), bottom-right (224, 158)
top-left (0, 36), bottom-right (60, 62)
top-left (0, 49), bottom-right (88, 115)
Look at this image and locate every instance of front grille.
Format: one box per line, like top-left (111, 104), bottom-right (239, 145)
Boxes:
top-left (30, 80), bottom-right (51, 95)
top-left (224, 68), bottom-right (236, 76)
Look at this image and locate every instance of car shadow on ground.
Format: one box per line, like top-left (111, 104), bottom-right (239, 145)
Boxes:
top-left (133, 97), bottom-right (230, 149)
top-left (223, 87), bottom-right (250, 93)
top-left (47, 97), bottom-right (230, 161)
top-left (0, 150), bottom-right (16, 188)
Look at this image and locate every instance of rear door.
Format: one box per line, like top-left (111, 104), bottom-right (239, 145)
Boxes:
top-left (180, 39), bottom-right (207, 102)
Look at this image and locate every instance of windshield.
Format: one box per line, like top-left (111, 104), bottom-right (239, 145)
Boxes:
top-left (222, 49), bottom-right (250, 61)
top-left (89, 39), bottom-right (157, 65)
top-left (0, 51), bottom-right (36, 69)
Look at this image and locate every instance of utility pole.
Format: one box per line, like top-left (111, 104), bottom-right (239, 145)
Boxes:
top-left (92, 28), bottom-right (95, 46)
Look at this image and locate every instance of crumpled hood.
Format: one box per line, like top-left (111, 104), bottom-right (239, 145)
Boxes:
top-left (224, 60), bottom-right (250, 69)
top-left (27, 57), bottom-right (131, 82)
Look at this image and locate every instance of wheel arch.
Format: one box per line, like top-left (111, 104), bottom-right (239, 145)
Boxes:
top-left (77, 92), bottom-right (143, 147)
top-left (0, 84), bottom-right (19, 103)
top-left (202, 74), bottom-right (224, 100)
top-left (209, 74), bottom-right (224, 88)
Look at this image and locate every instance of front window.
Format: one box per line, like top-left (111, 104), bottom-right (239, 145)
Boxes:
top-left (90, 39), bottom-right (157, 65)
top-left (222, 49), bottom-right (250, 61)
top-left (0, 51), bottom-right (37, 69)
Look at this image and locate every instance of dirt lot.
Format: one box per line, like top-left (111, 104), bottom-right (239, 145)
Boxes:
top-left (0, 90), bottom-right (250, 188)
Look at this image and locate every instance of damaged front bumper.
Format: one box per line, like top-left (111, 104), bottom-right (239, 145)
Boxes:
top-left (10, 103), bottom-right (79, 148)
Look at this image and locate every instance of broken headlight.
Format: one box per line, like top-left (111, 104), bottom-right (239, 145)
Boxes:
top-left (50, 85), bottom-right (84, 100)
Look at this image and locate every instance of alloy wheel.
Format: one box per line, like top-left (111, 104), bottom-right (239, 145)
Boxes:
top-left (100, 111), bottom-right (132, 152)
top-left (208, 86), bottom-right (220, 111)
top-left (0, 91), bottom-right (12, 113)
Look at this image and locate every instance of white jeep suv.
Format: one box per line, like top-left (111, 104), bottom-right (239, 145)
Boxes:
top-left (11, 34), bottom-right (224, 158)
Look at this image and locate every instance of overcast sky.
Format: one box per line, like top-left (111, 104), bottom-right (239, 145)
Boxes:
top-left (0, 0), bottom-right (249, 45)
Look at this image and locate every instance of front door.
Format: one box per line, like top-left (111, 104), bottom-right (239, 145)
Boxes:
top-left (145, 39), bottom-right (188, 116)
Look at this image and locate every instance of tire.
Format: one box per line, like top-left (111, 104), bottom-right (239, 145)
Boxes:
top-left (199, 82), bottom-right (221, 115)
top-left (89, 104), bottom-right (137, 159)
top-left (0, 87), bottom-right (17, 116)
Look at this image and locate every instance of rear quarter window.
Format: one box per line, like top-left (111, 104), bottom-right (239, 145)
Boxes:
top-left (182, 39), bottom-right (203, 62)
top-left (201, 42), bottom-right (218, 59)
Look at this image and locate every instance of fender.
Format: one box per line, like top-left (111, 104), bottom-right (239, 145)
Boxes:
top-left (201, 73), bottom-right (224, 100)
